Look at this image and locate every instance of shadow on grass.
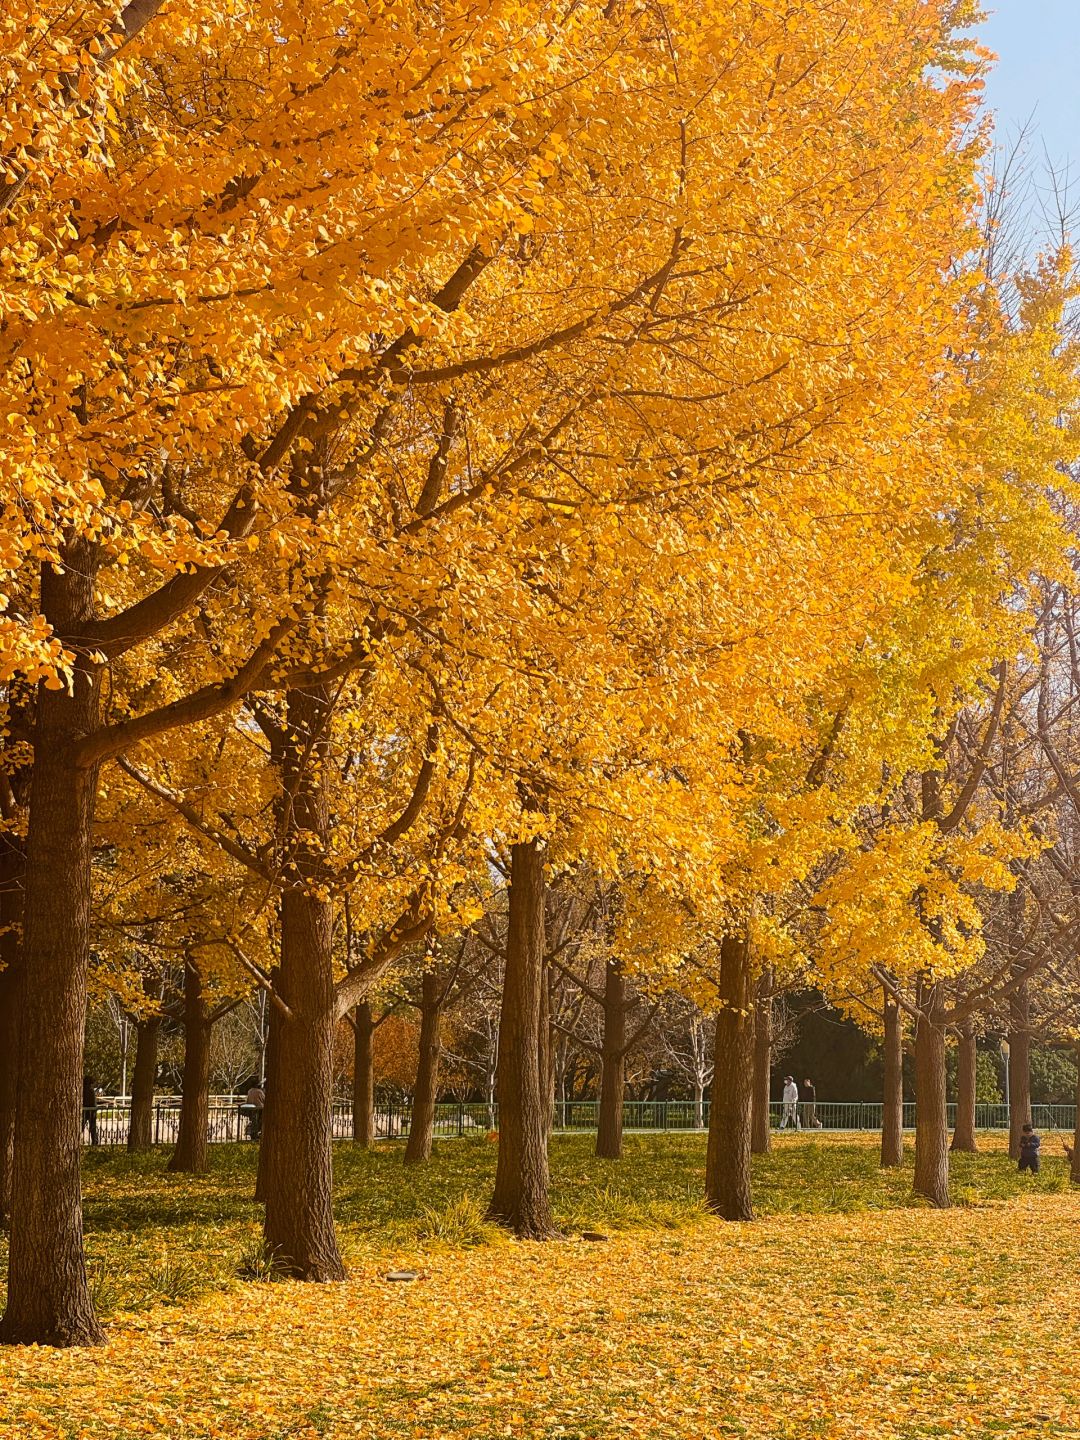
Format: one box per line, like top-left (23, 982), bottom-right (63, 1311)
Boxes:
top-left (0, 1131), bottom-right (1072, 1319)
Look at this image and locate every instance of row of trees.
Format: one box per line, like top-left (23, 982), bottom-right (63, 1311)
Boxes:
top-left (87, 816), bottom-right (1080, 1194)
top-left (1, 0), bottom-right (1079, 1350)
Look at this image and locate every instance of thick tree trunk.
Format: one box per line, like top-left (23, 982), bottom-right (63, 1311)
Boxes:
top-left (595, 961), bottom-right (626, 1159)
top-left (1007, 978), bottom-right (1031, 1161)
top-left (352, 1002), bottom-right (375, 1147)
top-left (751, 973), bottom-right (772, 1155)
top-left (913, 985), bottom-right (949, 1208)
top-left (261, 686), bottom-right (344, 1281)
top-left (705, 936), bottom-right (754, 1222)
top-left (0, 692), bottom-right (29, 1232)
top-left (1, 561), bottom-right (104, 1347)
top-left (950, 1022), bottom-right (978, 1154)
top-left (880, 991), bottom-right (904, 1168)
top-left (487, 837), bottom-right (555, 1238)
top-left (0, 965), bottom-right (17, 1231)
top-left (0, 831), bottom-right (25, 1229)
top-left (404, 973), bottom-right (442, 1165)
top-left (127, 1014), bottom-right (161, 1152)
top-left (168, 962), bottom-right (212, 1174)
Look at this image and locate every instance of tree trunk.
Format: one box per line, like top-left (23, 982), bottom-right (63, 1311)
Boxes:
top-left (880, 990), bottom-right (904, 1168)
top-left (539, 951), bottom-right (554, 1143)
top-left (1007, 978), bottom-right (1031, 1161)
top-left (352, 1002), bottom-right (375, 1147)
top-left (168, 961), bottom-right (212, 1174)
top-left (404, 973), bottom-right (442, 1165)
top-left (751, 973), bottom-right (772, 1155)
top-left (950, 1022), bottom-right (978, 1154)
top-left (255, 995), bottom-right (278, 1203)
top-left (485, 1055), bottom-right (497, 1132)
top-left (127, 1014), bottom-right (161, 1152)
top-left (0, 964), bottom-right (17, 1231)
top-left (1, 560), bottom-right (104, 1347)
top-left (0, 828), bottom-right (25, 1230)
top-left (261, 685), bottom-right (344, 1281)
top-left (913, 985), bottom-right (949, 1208)
top-left (487, 837), bottom-right (555, 1238)
top-left (704, 936), bottom-right (754, 1222)
top-left (595, 961), bottom-right (626, 1159)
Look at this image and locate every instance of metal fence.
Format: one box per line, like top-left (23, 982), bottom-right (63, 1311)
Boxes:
top-left (80, 1097), bottom-right (1080, 1147)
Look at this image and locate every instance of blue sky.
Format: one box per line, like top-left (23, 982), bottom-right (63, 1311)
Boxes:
top-left (979, 1), bottom-right (1080, 167)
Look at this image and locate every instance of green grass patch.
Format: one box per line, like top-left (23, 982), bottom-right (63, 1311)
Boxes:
top-left (0, 1130), bottom-right (1072, 1319)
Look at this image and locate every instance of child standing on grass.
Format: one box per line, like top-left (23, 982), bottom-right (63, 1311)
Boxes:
top-left (1018, 1122), bottom-right (1041, 1174)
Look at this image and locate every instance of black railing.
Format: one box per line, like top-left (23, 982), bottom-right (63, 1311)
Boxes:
top-left (78, 1098), bottom-right (1078, 1147)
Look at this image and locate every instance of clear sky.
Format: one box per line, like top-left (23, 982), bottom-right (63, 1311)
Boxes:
top-left (979, 1), bottom-right (1080, 167)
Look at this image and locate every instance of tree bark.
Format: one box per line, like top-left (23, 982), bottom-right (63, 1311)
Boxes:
top-left (913, 984), bottom-right (949, 1208)
top-left (404, 972), bottom-right (442, 1165)
top-left (705, 936), bottom-right (754, 1222)
top-left (0, 963), bottom-right (17, 1231)
top-left (539, 950), bottom-right (554, 1143)
top-left (1, 560), bottom-right (104, 1347)
top-left (880, 990), bottom-right (904, 1168)
top-left (751, 972), bottom-right (772, 1155)
top-left (352, 1002), bottom-right (375, 1147)
top-left (254, 994), bottom-right (278, 1203)
top-left (261, 685), bottom-right (344, 1281)
top-left (487, 837), bottom-right (555, 1238)
top-left (0, 827), bottom-right (25, 1229)
top-left (168, 961), bottom-right (212, 1174)
top-left (595, 961), bottom-right (627, 1159)
top-left (950, 1022), bottom-right (978, 1154)
top-left (1007, 978), bottom-right (1031, 1161)
top-left (127, 1013), bottom-right (161, 1152)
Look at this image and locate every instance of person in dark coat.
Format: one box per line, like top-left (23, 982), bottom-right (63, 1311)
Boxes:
top-left (1018, 1122), bottom-right (1041, 1174)
top-left (82, 1075), bottom-right (99, 1146)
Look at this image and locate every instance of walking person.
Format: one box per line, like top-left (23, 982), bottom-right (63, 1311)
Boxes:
top-left (1018, 1121), bottom-right (1041, 1174)
top-left (780, 1075), bottom-right (800, 1130)
top-left (802, 1077), bottom-right (820, 1130)
top-left (82, 1074), bottom-right (99, 1146)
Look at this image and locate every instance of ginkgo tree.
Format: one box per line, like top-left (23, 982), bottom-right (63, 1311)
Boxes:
top-left (813, 252), bottom-right (1080, 1207)
top-left (0, 0), bottom-right (1019, 1346)
top-left (0, 0), bottom-right (635, 1343)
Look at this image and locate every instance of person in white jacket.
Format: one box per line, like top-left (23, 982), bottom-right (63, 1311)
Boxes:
top-left (780, 1075), bottom-right (800, 1130)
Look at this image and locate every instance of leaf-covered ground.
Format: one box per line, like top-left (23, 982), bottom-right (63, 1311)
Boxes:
top-left (2, 1133), bottom-right (1077, 1438)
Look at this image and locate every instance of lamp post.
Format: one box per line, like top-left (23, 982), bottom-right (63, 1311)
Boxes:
top-left (1000, 1037), bottom-right (1010, 1119)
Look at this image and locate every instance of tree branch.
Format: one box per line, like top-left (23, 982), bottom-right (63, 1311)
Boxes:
top-left (939, 664), bottom-right (1007, 833)
top-left (78, 614), bottom-right (297, 768)
top-left (334, 896), bottom-right (433, 1019)
top-left (83, 482), bottom-right (256, 659)
top-left (116, 756), bottom-right (274, 881)
top-left (352, 723), bottom-right (438, 862)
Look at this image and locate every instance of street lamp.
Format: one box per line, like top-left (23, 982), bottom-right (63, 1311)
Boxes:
top-left (1000, 1037), bottom-right (1010, 1116)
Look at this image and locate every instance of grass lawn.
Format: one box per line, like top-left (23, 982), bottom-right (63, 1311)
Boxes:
top-left (1, 1132), bottom-right (1078, 1437)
